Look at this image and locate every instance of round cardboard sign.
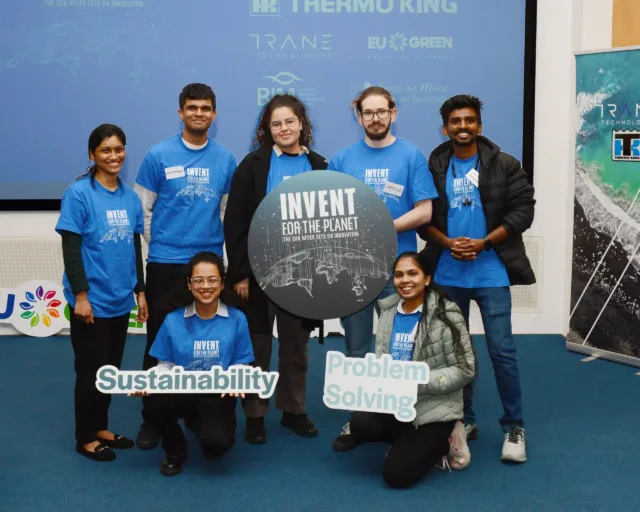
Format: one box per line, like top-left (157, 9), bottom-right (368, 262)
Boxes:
top-left (248, 170), bottom-right (397, 320)
top-left (9, 281), bottom-right (68, 337)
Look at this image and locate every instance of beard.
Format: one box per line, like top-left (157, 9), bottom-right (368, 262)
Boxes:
top-left (451, 130), bottom-right (476, 147)
top-left (365, 122), bottom-right (391, 141)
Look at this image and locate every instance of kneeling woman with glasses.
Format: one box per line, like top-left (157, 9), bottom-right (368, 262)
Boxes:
top-left (346, 252), bottom-right (476, 489)
top-left (131, 252), bottom-right (255, 476)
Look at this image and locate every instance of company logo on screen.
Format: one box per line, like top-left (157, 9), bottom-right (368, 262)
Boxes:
top-left (290, 0), bottom-right (457, 14)
top-left (358, 81), bottom-right (448, 105)
top-left (258, 72), bottom-right (326, 107)
top-left (250, 0), bottom-right (280, 16)
top-left (597, 103), bottom-right (640, 126)
top-left (612, 130), bottom-right (640, 161)
top-left (250, 34), bottom-right (333, 60)
top-left (368, 33), bottom-right (453, 55)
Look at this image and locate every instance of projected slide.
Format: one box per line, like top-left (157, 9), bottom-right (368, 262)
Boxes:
top-left (0, 0), bottom-right (526, 202)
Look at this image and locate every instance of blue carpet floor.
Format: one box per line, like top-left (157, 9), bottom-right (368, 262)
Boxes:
top-left (0, 333), bottom-right (638, 512)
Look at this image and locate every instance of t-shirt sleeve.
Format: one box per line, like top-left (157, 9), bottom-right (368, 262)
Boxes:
top-left (149, 317), bottom-right (175, 364)
top-left (327, 153), bottom-right (341, 172)
top-left (230, 312), bottom-right (255, 366)
top-left (410, 148), bottom-right (438, 205)
top-left (223, 152), bottom-right (238, 195)
top-left (55, 187), bottom-right (87, 236)
top-left (133, 193), bottom-right (144, 235)
top-left (135, 150), bottom-right (162, 194)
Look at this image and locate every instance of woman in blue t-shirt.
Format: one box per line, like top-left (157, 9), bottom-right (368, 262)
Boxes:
top-left (345, 252), bottom-right (476, 488)
top-left (56, 124), bottom-right (148, 462)
top-left (132, 251), bottom-right (255, 477)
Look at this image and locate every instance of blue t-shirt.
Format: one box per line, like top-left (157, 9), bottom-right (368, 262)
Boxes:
top-left (149, 301), bottom-right (255, 371)
top-left (389, 304), bottom-right (422, 361)
top-left (55, 175), bottom-right (144, 318)
top-left (266, 149), bottom-right (313, 194)
top-left (134, 134), bottom-right (237, 264)
top-left (434, 155), bottom-right (510, 288)
top-left (328, 138), bottom-right (438, 255)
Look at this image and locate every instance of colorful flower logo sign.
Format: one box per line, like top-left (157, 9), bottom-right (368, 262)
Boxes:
top-left (10, 281), bottom-right (68, 337)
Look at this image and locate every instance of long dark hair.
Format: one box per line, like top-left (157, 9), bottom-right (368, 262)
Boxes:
top-left (252, 94), bottom-right (313, 149)
top-left (393, 252), bottom-right (472, 373)
top-left (76, 124), bottom-right (126, 189)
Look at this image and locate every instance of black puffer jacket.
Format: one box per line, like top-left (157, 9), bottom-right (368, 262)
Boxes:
top-left (417, 135), bottom-right (536, 286)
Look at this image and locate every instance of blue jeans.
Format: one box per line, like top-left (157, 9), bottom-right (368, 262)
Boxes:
top-left (437, 285), bottom-right (524, 430)
top-left (342, 278), bottom-right (397, 359)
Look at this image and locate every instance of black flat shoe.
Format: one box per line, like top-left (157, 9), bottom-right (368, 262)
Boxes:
top-left (160, 454), bottom-right (187, 476)
top-left (76, 442), bottom-right (116, 462)
top-left (245, 417), bottom-right (267, 444)
top-left (136, 422), bottom-right (160, 450)
top-left (281, 413), bottom-right (318, 438)
top-left (98, 434), bottom-right (134, 449)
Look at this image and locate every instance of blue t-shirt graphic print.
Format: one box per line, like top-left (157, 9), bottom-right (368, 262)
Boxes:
top-left (434, 155), bottom-right (510, 288)
top-left (266, 149), bottom-right (312, 194)
top-left (134, 135), bottom-right (237, 263)
top-left (389, 308), bottom-right (421, 361)
top-left (149, 302), bottom-right (255, 372)
top-left (55, 175), bottom-right (144, 318)
top-left (328, 138), bottom-right (438, 255)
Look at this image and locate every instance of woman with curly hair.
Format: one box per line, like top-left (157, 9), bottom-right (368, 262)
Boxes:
top-left (224, 94), bottom-right (327, 444)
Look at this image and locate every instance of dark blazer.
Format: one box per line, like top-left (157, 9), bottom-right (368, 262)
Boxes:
top-left (417, 135), bottom-right (536, 285)
top-left (224, 144), bottom-right (329, 335)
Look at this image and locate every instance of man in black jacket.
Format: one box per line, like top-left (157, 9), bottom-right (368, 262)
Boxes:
top-left (224, 94), bottom-right (326, 444)
top-left (419, 95), bottom-right (535, 464)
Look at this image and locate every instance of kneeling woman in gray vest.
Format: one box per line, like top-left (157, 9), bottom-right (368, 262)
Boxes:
top-left (346, 252), bottom-right (476, 488)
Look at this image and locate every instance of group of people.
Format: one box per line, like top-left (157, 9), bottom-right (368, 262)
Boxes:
top-left (56, 82), bottom-right (536, 488)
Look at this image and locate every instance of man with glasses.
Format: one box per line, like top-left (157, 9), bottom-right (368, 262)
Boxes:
top-left (328, 86), bottom-right (438, 452)
top-left (133, 83), bottom-right (237, 450)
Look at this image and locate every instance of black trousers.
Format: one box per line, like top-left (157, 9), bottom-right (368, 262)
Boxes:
top-left (350, 412), bottom-right (455, 489)
top-left (242, 301), bottom-right (309, 418)
top-left (141, 262), bottom-right (192, 421)
top-left (146, 394), bottom-right (237, 459)
top-left (69, 309), bottom-right (129, 444)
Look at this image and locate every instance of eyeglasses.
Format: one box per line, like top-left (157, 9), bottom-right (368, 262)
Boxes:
top-left (190, 277), bottom-right (222, 287)
top-left (361, 109), bottom-right (393, 121)
top-left (270, 118), bottom-right (299, 131)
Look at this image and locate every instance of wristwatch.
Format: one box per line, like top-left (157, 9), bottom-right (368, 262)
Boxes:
top-left (483, 237), bottom-right (493, 251)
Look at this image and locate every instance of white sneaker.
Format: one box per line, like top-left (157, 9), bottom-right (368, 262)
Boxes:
top-left (449, 421), bottom-right (471, 470)
top-left (501, 426), bottom-right (527, 463)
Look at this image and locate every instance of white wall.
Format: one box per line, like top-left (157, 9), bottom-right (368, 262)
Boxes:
top-left (0, 0), bottom-right (615, 336)
top-left (581, 0), bottom-right (613, 51)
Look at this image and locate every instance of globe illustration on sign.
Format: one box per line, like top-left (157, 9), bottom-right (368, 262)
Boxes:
top-left (248, 171), bottom-right (397, 320)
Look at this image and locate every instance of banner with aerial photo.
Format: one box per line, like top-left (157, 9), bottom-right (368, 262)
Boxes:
top-left (569, 47), bottom-right (640, 365)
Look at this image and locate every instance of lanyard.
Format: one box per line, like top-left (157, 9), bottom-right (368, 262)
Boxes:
top-left (451, 156), bottom-right (480, 207)
top-left (452, 155), bottom-right (481, 178)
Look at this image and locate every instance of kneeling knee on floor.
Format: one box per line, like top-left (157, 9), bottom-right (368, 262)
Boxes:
top-left (200, 432), bottom-right (234, 456)
top-left (382, 466), bottom-right (416, 489)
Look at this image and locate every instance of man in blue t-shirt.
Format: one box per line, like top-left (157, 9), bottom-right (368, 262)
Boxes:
top-left (133, 83), bottom-right (237, 449)
top-left (419, 94), bottom-right (536, 464)
top-left (329, 86), bottom-right (438, 452)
